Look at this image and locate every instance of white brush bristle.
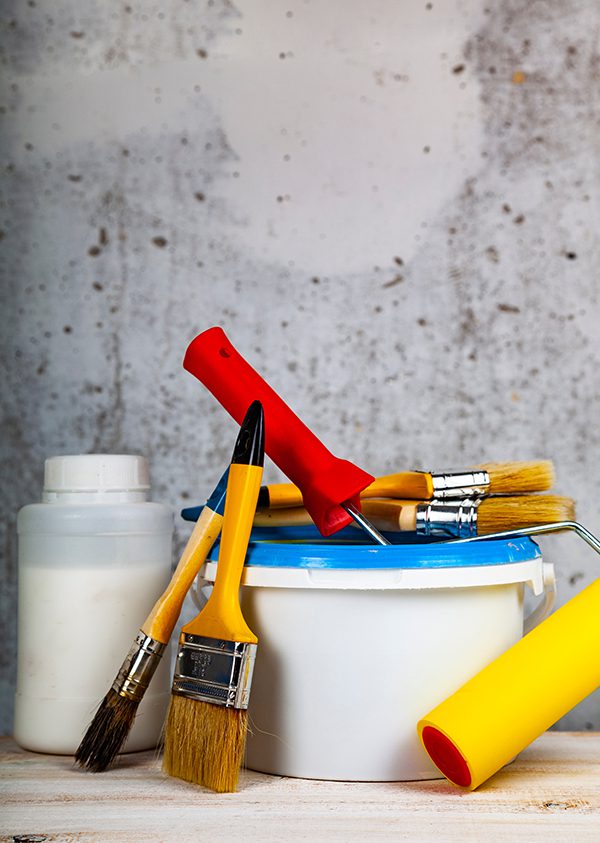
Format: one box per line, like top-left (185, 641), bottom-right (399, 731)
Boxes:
top-left (478, 494), bottom-right (575, 534)
top-left (480, 461), bottom-right (555, 495)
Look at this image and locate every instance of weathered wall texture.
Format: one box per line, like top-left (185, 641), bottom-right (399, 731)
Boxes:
top-left (1, 1), bottom-right (599, 734)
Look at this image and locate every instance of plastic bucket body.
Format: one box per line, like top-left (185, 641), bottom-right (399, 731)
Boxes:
top-left (200, 527), bottom-right (554, 782)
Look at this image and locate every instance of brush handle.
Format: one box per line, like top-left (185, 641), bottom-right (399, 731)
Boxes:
top-left (361, 499), bottom-right (418, 531)
top-left (362, 473), bottom-right (433, 500)
top-left (253, 500), bottom-right (418, 531)
top-left (183, 327), bottom-right (374, 536)
top-left (184, 463), bottom-right (262, 643)
top-left (254, 506), bottom-right (315, 527)
top-left (263, 473), bottom-right (434, 508)
top-left (141, 506), bottom-right (223, 644)
top-left (262, 482), bottom-right (306, 509)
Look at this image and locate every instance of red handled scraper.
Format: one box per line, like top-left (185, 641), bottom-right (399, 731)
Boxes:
top-left (184, 327), bottom-right (389, 543)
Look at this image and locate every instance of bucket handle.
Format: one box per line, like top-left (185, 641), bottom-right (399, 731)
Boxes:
top-left (523, 561), bottom-right (556, 635)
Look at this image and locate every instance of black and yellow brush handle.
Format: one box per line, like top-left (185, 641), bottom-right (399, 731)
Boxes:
top-left (192, 462), bottom-right (262, 642)
top-left (183, 401), bottom-right (264, 645)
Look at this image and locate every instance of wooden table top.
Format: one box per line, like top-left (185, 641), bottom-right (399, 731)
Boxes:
top-left (1, 732), bottom-right (599, 842)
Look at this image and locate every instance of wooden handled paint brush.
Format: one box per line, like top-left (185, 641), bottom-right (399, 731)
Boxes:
top-left (360, 495), bottom-right (575, 537)
top-left (256, 461), bottom-right (556, 508)
top-left (239, 494), bottom-right (576, 538)
top-left (163, 400), bottom-right (265, 793)
top-left (75, 468), bottom-right (229, 773)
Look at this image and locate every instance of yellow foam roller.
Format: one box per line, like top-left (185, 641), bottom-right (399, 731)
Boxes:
top-left (418, 577), bottom-right (600, 789)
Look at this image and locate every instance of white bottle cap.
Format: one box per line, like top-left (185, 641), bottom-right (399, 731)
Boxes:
top-left (43, 454), bottom-right (151, 494)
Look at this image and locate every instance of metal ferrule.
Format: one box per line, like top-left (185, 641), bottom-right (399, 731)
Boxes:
top-left (427, 469), bottom-right (490, 499)
top-left (112, 631), bottom-right (166, 702)
top-left (415, 498), bottom-right (481, 538)
top-left (171, 633), bottom-right (257, 710)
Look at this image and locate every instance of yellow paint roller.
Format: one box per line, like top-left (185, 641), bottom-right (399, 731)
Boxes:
top-left (417, 521), bottom-right (600, 790)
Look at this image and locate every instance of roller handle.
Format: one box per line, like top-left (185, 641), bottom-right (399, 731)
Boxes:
top-left (183, 327), bottom-right (374, 536)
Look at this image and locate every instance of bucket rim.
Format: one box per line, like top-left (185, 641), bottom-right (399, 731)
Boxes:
top-left (208, 526), bottom-right (541, 571)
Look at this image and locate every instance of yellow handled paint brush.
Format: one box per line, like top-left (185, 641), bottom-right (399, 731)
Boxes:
top-left (257, 460), bottom-right (555, 508)
top-left (75, 468), bottom-right (228, 772)
top-left (163, 399), bottom-right (265, 793)
top-left (250, 494), bottom-right (575, 538)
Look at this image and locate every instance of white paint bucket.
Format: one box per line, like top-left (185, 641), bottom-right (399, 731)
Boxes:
top-left (198, 526), bottom-right (555, 781)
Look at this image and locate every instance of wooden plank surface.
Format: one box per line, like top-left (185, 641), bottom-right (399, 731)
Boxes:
top-left (1, 733), bottom-right (599, 842)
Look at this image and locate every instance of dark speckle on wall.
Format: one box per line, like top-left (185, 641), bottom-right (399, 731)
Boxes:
top-left (382, 275), bottom-right (404, 288)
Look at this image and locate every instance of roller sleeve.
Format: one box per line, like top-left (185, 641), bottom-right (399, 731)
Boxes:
top-left (418, 576), bottom-right (600, 789)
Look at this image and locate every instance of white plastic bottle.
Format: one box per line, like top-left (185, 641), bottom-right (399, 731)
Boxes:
top-left (14, 454), bottom-right (173, 755)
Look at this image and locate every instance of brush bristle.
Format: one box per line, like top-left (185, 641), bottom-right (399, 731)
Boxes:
top-left (481, 460), bottom-right (555, 495)
top-left (162, 695), bottom-right (248, 793)
top-left (478, 494), bottom-right (575, 534)
top-left (75, 689), bottom-right (139, 772)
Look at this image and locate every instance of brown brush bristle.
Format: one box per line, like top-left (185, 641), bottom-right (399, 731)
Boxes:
top-left (163, 695), bottom-right (248, 793)
top-left (75, 689), bottom-right (139, 772)
top-left (478, 494), bottom-right (575, 534)
top-left (481, 460), bottom-right (555, 495)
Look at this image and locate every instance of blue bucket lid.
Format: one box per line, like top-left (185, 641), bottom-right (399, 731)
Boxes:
top-left (210, 525), bottom-right (541, 570)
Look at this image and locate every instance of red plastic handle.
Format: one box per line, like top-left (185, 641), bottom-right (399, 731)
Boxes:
top-left (183, 327), bottom-right (374, 536)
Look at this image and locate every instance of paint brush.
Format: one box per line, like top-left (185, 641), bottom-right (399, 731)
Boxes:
top-left (75, 468), bottom-right (229, 772)
top-left (358, 494), bottom-right (575, 537)
top-left (162, 400), bottom-right (265, 793)
top-left (183, 327), bottom-right (387, 543)
top-left (255, 461), bottom-right (555, 508)
top-left (203, 494), bottom-right (574, 538)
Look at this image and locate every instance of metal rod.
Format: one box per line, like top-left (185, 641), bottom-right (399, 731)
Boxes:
top-left (342, 502), bottom-right (391, 546)
top-left (448, 520), bottom-right (600, 557)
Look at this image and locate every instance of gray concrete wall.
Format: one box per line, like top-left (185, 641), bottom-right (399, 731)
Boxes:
top-left (1, 0), bottom-right (599, 734)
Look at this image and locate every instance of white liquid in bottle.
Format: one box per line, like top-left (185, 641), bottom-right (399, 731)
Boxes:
top-left (15, 455), bottom-right (173, 755)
